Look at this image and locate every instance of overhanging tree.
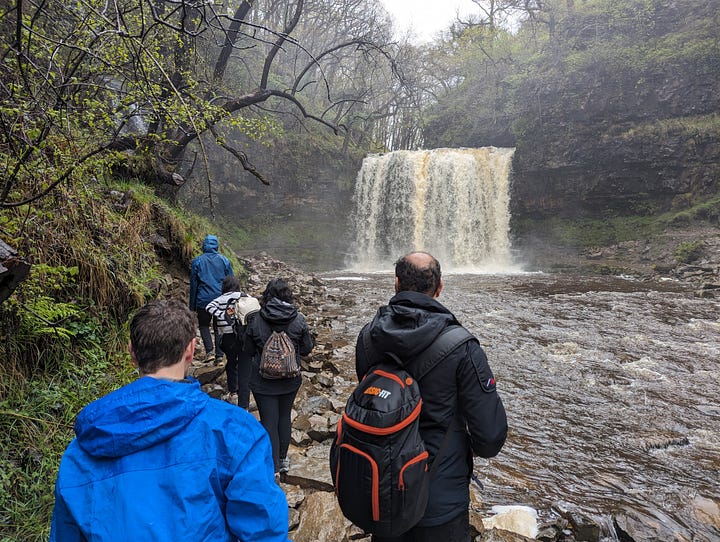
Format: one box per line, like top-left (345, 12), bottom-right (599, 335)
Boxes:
top-left (0, 0), bottom-right (400, 212)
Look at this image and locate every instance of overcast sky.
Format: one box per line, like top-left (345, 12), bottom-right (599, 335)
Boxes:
top-left (380, 0), bottom-right (479, 42)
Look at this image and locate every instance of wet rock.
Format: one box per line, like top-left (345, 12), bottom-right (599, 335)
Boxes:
top-left (613, 507), bottom-right (692, 542)
top-left (284, 444), bottom-right (334, 491)
top-left (143, 273), bottom-right (176, 297)
top-left (297, 395), bottom-right (334, 415)
top-left (635, 432), bottom-right (690, 452)
top-left (288, 507), bottom-right (301, 532)
top-left (280, 483), bottom-right (306, 508)
top-left (291, 491), bottom-right (354, 542)
top-left (695, 280), bottom-right (720, 297)
top-left (0, 239), bottom-right (31, 304)
top-left (291, 428), bottom-right (313, 447)
top-left (191, 364), bottom-right (225, 386)
top-left (691, 496), bottom-right (720, 530)
top-left (329, 396), bottom-right (347, 412)
top-left (147, 233), bottom-right (172, 255)
top-left (565, 511), bottom-right (601, 541)
top-left (304, 413), bottom-right (338, 442)
top-left (202, 382), bottom-right (225, 399)
top-left (552, 502), bottom-right (603, 541)
top-left (302, 357), bottom-right (324, 372)
top-left (482, 506), bottom-right (539, 540)
top-left (469, 510), bottom-right (486, 538)
top-left (653, 263), bottom-right (676, 275)
top-left (311, 371), bottom-right (336, 387)
top-left (535, 522), bottom-right (565, 542)
top-left (475, 527), bottom-right (536, 541)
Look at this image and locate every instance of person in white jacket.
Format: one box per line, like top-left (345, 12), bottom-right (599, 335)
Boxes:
top-left (206, 276), bottom-right (256, 408)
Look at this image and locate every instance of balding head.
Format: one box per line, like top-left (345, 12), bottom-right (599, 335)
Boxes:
top-left (394, 251), bottom-right (443, 297)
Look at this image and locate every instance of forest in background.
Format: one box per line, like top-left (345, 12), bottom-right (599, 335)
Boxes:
top-left (1, 0), bottom-right (718, 539)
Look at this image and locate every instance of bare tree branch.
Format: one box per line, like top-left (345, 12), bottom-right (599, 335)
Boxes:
top-left (209, 124), bottom-right (269, 185)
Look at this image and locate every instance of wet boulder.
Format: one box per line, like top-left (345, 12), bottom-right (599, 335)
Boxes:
top-left (190, 363), bottom-right (225, 386)
top-left (565, 511), bottom-right (601, 541)
top-left (482, 506), bottom-right (539, 540)
top-left (691, 496), bottom-right (720, 531)
top-left (612, 507), bottom-right (692, 542)
top-left (284, 443), bottom-right (334, 492)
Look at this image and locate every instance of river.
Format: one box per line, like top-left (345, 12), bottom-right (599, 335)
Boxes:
top-left (320, 270), bottom-right (720, 541)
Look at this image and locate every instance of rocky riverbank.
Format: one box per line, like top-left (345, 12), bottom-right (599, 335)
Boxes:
top-left (186, 253), bottom-right (720, 541)
top-left (518, 225), bottom-right (720, 298)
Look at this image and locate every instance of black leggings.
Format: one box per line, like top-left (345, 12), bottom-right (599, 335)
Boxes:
top-left (253, 390), bottom-right (298, 471)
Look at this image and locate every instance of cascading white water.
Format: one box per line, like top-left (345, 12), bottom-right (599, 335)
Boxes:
top-left (348, 147), bottom-right (518, 272)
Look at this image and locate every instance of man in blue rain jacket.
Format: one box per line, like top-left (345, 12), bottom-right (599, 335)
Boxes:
top-left (50, 300), bottom-right (289, 542)
top-left (190, 234), bottom-right (234, 363)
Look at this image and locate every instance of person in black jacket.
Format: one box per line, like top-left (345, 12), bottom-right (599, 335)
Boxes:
top-left (355, 252), bottom-right (508, 542)
top-left (244, 278), bottom-right (314, 475)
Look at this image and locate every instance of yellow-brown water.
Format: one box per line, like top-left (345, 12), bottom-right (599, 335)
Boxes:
top-left (349, 148), bottom-right (517, 272)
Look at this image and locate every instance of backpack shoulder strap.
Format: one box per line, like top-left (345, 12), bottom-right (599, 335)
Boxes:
top-left (360, 324), bottom-right (378, 368)
top-left (419, 327), bottom-right (474, 473)
top-left (360, 324), bottom-right (475, 378)
top-left (412, 325), bottom-right (476, 381)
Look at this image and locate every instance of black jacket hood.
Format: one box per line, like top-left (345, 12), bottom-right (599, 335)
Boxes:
top-left (366, 291), bottom-right (459, 361)
top-left (259, 297), bottom-right (298, 326)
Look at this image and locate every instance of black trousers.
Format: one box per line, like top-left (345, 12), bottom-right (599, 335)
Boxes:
top-left (219, 334), bottom-right (251, 408)
top-left (196, 308), bottom-right (222, 359)
top-left (371, 509), bottom-right (470, 542)
top-left (253, 390), bottom-right (298, 471)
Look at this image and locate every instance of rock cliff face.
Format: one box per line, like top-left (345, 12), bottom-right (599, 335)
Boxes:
top-left (180, 135), bottom-right (360, 270)
top-left (510, 58), bottom-right (720, 219)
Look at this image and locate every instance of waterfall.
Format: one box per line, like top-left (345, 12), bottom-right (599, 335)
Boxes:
top-left (348, 147), bottom-right (517, 272)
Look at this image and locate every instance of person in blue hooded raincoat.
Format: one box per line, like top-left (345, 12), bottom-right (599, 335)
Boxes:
top-left (190, 234), bottom-right (234, 363)
top-left (50, 299), bottom-right (289, 542)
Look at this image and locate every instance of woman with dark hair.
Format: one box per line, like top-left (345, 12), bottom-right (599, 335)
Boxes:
top-left (244, 278), bottom-right (314, 474)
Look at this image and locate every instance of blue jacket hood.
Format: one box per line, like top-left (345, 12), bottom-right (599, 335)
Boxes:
top-left (202, 234), bottom-right (219, 253)
top-left (52, 376), bottom-right (291, 541)
top-left (75, 377), bottom-right (208, 459)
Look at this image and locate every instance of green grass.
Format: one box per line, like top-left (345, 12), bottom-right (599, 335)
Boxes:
top-left (0, 175), bottom-right (219, 541)
top-left (0, 334), bottom-right (134, 541)
top-left (674, 240), bottom-right (704, 263)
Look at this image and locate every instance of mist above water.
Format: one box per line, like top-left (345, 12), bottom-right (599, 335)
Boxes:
top-left (348, 148), bottom-right (520, 273)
